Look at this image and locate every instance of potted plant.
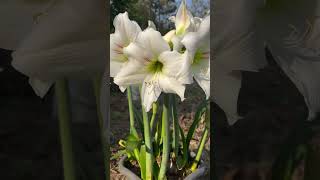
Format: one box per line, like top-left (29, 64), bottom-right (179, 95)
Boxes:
top-left (110, 0), bottom-right (210, 179)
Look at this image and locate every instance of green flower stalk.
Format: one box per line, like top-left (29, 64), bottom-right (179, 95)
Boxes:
top-left (55, 79), bottom-right (76, 180)
top-left (150, 102), bottom-right (158, 134)
top-left (159, 94), bottom-right (171, 180)
top-left (190, 127), bottom-right (209, 172)
top-left (171, 94), bottom-right (180, 159)
top-left (140, 87), bottom-right (153, 180)
top-left (127, 86), bottom-right (139, 138)
top-left (190, 107), bottom-right (210, 172)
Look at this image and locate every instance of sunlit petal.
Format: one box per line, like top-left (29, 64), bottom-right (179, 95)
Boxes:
top-left (213, 70), bottom-right (242, 125)
top-left (135, 28), bottom-right (170, 57)
top-left (175, 0), bottom-right (193, 35)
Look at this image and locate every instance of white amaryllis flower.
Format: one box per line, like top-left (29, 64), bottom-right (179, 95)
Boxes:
top-left (182, 15), bottom-right (210, 99)
top-left (0, 0), bottom-right (107, 97)
top-left (213, 0), bottom-right (320, 124)
top-left (114, 28), bottom-right (189, 111)
top-left (165, 0), bottom-right (202, 51)
top-left (110, 12), bottom-right (141, 78)
top-left (175, 0), bottom-right (193, 36)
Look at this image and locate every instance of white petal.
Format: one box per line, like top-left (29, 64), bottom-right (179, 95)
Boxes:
top-left (141, 75), bottom-right (162, 111)
top-left (136, 28), bottom-right (170, 57)
top-left (158, 75), bottom-right (186, 101)
top-left (148, 20), bottom-right (157, 30)
top-left (29, 78), bottom-right (53, 98)
top-left (0, 1), bottom-right (51, 50)
top-left (113, 12), bottom-right (141, 45)
top-left (192, 58), bottom-right (210, 98)
top-left (194, 75), bottom-right (210, 99)
top-left (172, 35), bottom-right (184, 51)
top-left (212, 0), bottom-right (267, 72)
top-left (159, 51), bottom-right (193, 84)
top-left (270, 48), bottom-right (320, 121)
top-left (12, 40), bottom-right (106, 81)
top-left (114, 59), bottom-right (147, 87)
top-left (213, 70), bottom-right (242, 125)
top-left (175, 0), bottom-right (193, 35)
top-left (15, 0), bottom-right (106, 53)
top-left (110, 61), bottom-right (122, 77)
top-left (163, 30), bottom-right (176, 43)
top-left (182, 32), bottom-right (203, 54)
top-left (123, 42), bottom-right (153, 63)
top-left (260, 0), bottom-right (320, 120)
top-left (181, 16), bottom-right (210, 54)
top-left (197, 16), bottom-right (210, 39)
top-left (141, 74), bottom-right (186, 111)
top-left (189, 17), bottom-right (203, 31)
top-left (110, 33), bottom-right (127, 64)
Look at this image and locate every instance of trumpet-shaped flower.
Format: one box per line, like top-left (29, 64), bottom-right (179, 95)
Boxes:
top-left (1, 0), bottom-right (107, 97)
top-left (175, 0), bottom-right (193, 36)
top-left (110, 12), bottom-right (141, 77)
top-left (165, 0), bottom-right (203, 51)
top-left (213, 0), bottom-right (320, 124)
top-left (182, 15), bottom-right (210, 99)
top-left (114, 28), bottom-right (189, 111)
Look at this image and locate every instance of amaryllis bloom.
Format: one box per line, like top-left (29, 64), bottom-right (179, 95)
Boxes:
top-left (182, 15), bottom-right (210, 99)
top-left (114, 28), bottom-right (189, 111)
top-left (213, 0), bottom-right (320, 124)
top-left (0, 0), bottom-right (107, 97)
top-left (110, 12), bottom-right (141, 78)
top-left (165, 0), bottom-right (202, 51)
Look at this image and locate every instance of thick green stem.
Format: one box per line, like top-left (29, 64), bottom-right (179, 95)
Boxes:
top-left (159, 94), bottom-right (171, 180)
top-left (127, 87), bottom-right (139, 138)
top-left (191, 127), bottom-right (209, 172)
top-left (171, 95), bottom-right (179, 159)
top-left (140, 87), bottom-right (153, 180)
top-left (93, 77), bottom-right (109, 180)
top-left (150, 102), bottom-right (158, 134)
top-left (55, 79), bottom-right (76, 180)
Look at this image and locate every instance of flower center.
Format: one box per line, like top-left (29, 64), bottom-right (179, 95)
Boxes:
top-left (147, 59), bottom-right (164, 73)
top-left (169, 41), bottom-right (174, 51)
top-left (193, 50), bottom-right (203, 65)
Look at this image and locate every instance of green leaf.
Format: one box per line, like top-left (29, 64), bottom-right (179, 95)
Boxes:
top-left (133, 105), bottom-right (144, 134)
top-left (186, 100), bottom-right (209, 147)
top-left (272, 122), bottom-right (312, 180)
top-left (177, 125), bottom-right (188, 170)
top-left (139, 145), bottom-right (147, 180)
top-left (111, 150), bottom-right (127, 160)
top-left (126, 133), bottom-right (142, 152)
top-left (153, 160), bottom-right (160, 180)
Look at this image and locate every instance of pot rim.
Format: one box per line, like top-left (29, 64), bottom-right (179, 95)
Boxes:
top-left (118, 155), bottom-right (209, 180)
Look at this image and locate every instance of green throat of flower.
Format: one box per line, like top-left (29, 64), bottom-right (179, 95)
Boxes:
top-left (193, 50), bottom-right (203, 65)
top-left (147, 60), bottom-right (164, 74)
